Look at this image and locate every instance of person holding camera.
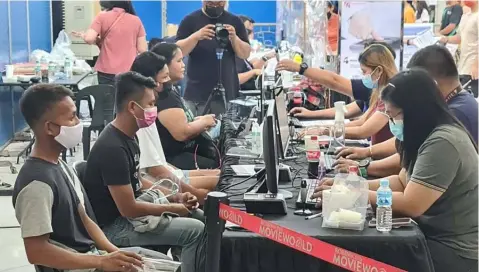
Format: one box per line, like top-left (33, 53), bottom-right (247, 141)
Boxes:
top-left (176, 0), bottom-right (251, 115)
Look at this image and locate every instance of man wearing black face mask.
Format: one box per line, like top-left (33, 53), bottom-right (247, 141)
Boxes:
top-left (176, 0), bottom-right (251, 115)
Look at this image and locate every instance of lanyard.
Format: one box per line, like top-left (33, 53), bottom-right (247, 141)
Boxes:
top-left (444, 85), bottom-right (462, 103)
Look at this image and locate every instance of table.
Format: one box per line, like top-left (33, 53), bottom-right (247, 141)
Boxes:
top-left (215, 117), bottom-right (434, 272)
top-left (1, 72), bottom-right (93, 138)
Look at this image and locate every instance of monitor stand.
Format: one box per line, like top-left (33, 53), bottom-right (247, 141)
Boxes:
top-left (253, 178), bottom-right (293, 200)
top-left (243, 177), bottom-right (289, 215)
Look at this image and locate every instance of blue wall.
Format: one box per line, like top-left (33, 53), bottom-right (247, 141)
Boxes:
top-left (0, 0), bottom-right (52, 147)
top-left (132, 1), bottom-right (163, 41)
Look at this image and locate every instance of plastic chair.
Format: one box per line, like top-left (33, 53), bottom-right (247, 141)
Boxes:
top-left (72, 160), bottom-right (87, 186)
top-left (75, 85), bottom-right (116, 160)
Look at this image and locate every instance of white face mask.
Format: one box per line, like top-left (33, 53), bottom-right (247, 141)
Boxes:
top-left (54, 123), bottom-right (83, 149)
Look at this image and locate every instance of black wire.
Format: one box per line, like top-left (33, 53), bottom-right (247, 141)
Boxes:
top-left (219, 173), bottom-right (257, 192)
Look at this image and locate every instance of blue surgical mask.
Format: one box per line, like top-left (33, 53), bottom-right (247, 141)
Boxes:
top-left (207, 120), bottom-right (222, 139)
top-left (389, 119), bottom-right (404, 141)
top-left (362, 73), bottom-right (378, 89)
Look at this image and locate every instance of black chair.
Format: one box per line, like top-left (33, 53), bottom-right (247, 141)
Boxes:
top-left (75, 85), bottom-right (116, 160)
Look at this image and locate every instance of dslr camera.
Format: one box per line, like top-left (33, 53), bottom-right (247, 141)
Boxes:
top-left (215, 23), bottom-right (229, 48)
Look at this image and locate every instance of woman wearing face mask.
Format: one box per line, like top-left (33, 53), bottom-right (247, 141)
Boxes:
top-left (278, 42), bottom-right (397, 120)
top-left (279, 44), bottom-right (397, 145)
top-left (379, 69), bottom-right (477, 272)
top-left (72, 0), bottom-right (147, 85)
top-left (312, 69), bottom-right (478, 271)
top-left (150, 43), bottom-right (219, 170)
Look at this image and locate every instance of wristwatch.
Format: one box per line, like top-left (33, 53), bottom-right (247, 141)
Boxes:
top-left (358, 159), bottom-right (370, 178)
top-left (298, 62), bottom-right (309, 75)
top-left (261, 55), bottom-right (269, 62)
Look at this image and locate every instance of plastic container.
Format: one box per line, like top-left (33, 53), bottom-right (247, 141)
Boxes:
top-left (322, 168), bottom-right (369, 231)
top-left (376, 179), bottom-right (393, 232)
top-left (251, 121), bottom-right (261, 154)
top-left (332, 101), bottom-right (347, 147)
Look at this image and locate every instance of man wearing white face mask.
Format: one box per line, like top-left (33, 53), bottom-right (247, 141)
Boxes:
top-left (12, 84), bottom-right (144, 271)
top-left (83, 72), bottom-right (206, 272)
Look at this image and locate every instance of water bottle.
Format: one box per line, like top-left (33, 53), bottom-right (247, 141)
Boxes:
top-left (34, 60), bottom-right (41, 77)
top-left (332, 101), bottom-right (346, 147)
top-left (251, 121), bottom-right (261, 154)
top-left (376, 179), bottom-right (393, 232)
top-left (48, 62), bottom-right (55, 82)
top-left (64, 57), bottom-right (73, 78)
top-left (318, 156), bottom-right (326, 181)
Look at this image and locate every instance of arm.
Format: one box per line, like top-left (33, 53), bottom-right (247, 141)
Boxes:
top-left (14, 181), bottom-right (102, 270)
top-left (310, 101), bottom-right (362, 119)
top-left (176, 36), bottom-right (199, 56)
top-left (367, 154), bottom-right (401, 178)
top-left (136, 23), bottom-right (147, 53)
top-left (440, 6), bottom-right (462, 35)
top-left (369, 136), bottom-right (459, 218)
top-left (158, 108), bottom-right (211, 142)
top-left (238, 70), bottom-right (259, 84)
top-left (367, 169), bottom-right (407, 192)
top-left (345, 111), bottom-right (367, 127)
top-left (345, 111), bottom-right (389, 139)
top-left (303, 68), bottom-right (354, 97)
top-left (370, 137), bottom-right (397, 159)
top-left (229, 21), bottom-right (251, 60)
top-left (78, 204), bottom-right (118, 253)
top-left (24, 235), bottom-right (103, 270)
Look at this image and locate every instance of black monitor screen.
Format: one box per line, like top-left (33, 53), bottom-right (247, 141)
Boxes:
top-left (263, 100), bottom-right (279, 194)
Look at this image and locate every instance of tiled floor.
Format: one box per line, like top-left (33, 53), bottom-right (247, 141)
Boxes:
top-left (0, 141), bottom-right (86, 271)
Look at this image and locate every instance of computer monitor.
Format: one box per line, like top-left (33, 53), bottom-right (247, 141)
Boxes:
top-left (274, 91), bottom-right (290, 158)
top-left (263, 100), bottom-right (279, 194)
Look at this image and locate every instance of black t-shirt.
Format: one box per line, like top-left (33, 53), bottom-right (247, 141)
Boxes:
top-left (13, 158), bottom-right (96, 253)
top-left (156, 87), bottom-right (197, 159)
top-left (351, 79), bottom-right (372, 112)
top-left (235, 56), bottom-right (257, 90)
top-left (440, 4), bottom-right (463, 34)
top-left (176, 10), bottom-right (249, 102)
top-left (83, 124), bottom-right (142, 227)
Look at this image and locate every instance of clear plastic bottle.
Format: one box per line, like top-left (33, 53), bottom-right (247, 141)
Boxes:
top-left (64, 57), bottom-right (73, 78)
top-left (376, 179), bottom-right (393, 232)
top-left (251, 121), bottom-right (260, 154)
top-left (332, 101), bottom-right (346, 147)
top-left (48, 62), bottom-right (55, 82)
top-left (318, 156), bottom-right (326, 181)
top-left (34, 60), bottom-right (41, 77)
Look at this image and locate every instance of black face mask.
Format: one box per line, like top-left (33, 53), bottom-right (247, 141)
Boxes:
top-left (327, 12), bottom-right (332, 20)
top-left (205, 6), bottom-right (224, 18)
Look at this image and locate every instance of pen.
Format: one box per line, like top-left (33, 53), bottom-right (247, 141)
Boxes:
top-left (305, 212), bottom-right (322, 220)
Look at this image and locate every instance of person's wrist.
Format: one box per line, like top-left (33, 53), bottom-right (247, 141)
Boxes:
top-left (93, 255), bottom-right (104, 270)
top-left (261, 55), bottom-right (269, 62)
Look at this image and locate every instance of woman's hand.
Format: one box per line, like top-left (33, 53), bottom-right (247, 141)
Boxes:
top-left (311, 178), bottom-right (334, 199)
top-left (333, 158), bottom-right (359, 173)
top-left (276, 59), bottom-right (300, 73)
top-left (199, 114), bottom-right (217, 129)
top-left (71, 31), bottom-right (85, 40)
top-left (335, 146), bottom-right (370, 160)
top-left (290, 107), bottom-right (314, 118)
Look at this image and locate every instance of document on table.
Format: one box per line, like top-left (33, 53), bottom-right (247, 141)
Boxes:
top-left (231, 165), bottom-right (256, 176)
top-left (299, 119), bottom-right (351, 127)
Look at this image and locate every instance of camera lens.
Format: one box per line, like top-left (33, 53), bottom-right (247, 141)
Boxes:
top-left (216, 28), bottom-right (229, 39)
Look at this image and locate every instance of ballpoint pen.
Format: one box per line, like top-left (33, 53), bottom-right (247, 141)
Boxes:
top-left (305, 212), bottom-right (322, 220)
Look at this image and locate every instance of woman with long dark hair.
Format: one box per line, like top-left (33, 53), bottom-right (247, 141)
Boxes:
top-left (72, 0), bottom-right (147, 85)
top-left (150, 43), bottom-right (219, 170)
top-left (414, 0), bottom-right (430, 22)
top-left (377, 69), bottom-right (478, 271)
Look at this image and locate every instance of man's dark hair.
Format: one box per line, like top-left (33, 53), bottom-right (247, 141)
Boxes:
top-left (238, 15), bottom-right (255, 24)
top-left (19, 84), bottom-right (73, 128)
top-left (407, 44), bottom-right (458, 79)
top-left (363, 41), bottom-right (396, 60)
top-left (115, 71), bottom-right (157, 110)
top-left (148, 38), bottom-right (164, 51)
top-left (130, 52), bottom-right (167, 79)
